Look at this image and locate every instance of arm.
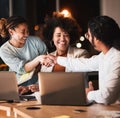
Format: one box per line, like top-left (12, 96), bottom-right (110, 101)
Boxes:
top-left (56, 55), bottom-right (99, 72)
top-left (0, 36), bottom-right (49, 73)
top-left (87, 57), bottom-right (120, 104)
top-left (24, 55), bottom-right (53, 72)
top-left (24, 36), bottom-right (48, 72)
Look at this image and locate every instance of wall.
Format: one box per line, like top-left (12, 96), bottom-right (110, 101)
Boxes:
top-left (100, 0), bottom-right (120, 26)
top-left (0, 0), bottom-right (9, 18)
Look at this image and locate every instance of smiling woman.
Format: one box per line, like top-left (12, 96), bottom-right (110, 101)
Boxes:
top-left (17, 12), bottom-right (90, 95)
top-left (0, 16), bottom-right (48, 89)
top-left (41, 12), bottom-right (89, 72)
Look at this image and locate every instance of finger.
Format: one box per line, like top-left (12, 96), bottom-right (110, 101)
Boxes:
top-left (88, 81), bottom-right (94, 90)
top-left (20, 86), bottom-right (29, 94)
top-left (89, 81), bottom-right (93, 86)
top-left (43, 60), bottom-right (53, 67)
top-left (29, 85), bottom-right (39, 92)
top-left (18, 86), bottom-right (24, 93)
top-left (47, 55), bottom-right (55, 60)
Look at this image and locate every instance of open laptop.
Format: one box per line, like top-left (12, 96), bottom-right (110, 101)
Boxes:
top-left (0, 71), bottom-right (20, 102)
top-left (0, 71), bottom-right (36, 102)
top-left (38, 72), bottom-right (93, 106)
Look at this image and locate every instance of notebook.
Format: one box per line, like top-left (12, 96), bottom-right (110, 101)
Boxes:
top-left (38, 72), bottom-right (93, 106)
top-left (0, 71), bottom-right (20, 102)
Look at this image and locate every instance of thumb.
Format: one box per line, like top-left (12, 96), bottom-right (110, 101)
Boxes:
top-left (88, 81), bottom-right (94, 90)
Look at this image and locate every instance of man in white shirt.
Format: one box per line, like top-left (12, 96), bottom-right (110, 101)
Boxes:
top-left (49, 16), bottom-right (120, 105)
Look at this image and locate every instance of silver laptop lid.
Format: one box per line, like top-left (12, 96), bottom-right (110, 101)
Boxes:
top-left (38, 72), bottom-right (88, 106)
top-left (0, 71), bottom-right (20, 102)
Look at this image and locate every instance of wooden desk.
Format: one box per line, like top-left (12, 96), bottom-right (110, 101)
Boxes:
top-left (0, 110), bottom-right (14, 118)
top-left (13, 103), bottom-right (120, 118)
top-left (0, 101), bottom-right (39, 118)
top-left (0, 102), bottom-right (13, 117)
top-left (1, 101), bottom-right (120, 118)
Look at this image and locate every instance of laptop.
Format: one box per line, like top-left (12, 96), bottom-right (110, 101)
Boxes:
top-left (0, 71), bottom-right (20, 102)
top-left (0, 71), bottom-right (36, 102)
top-left (38, 72), bottom-right (93, 106)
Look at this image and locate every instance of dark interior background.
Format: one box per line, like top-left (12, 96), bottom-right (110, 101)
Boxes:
top-left (0, 0), bottom-right (100, 33)
top-left (0, 0), bottom-right (100, 55)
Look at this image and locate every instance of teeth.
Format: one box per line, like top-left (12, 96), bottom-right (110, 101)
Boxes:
top-left (59, 42), bottom-right (65, 44)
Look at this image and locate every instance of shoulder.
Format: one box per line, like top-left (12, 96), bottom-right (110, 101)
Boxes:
top-left (108, 48), bottom-right (120, 59)
top-left (27, 36), bottom-right (46, 46)
top-left (27, 36), bottom-right (43, 43)
top-left (111, 48), bottom-right (120, 61)
top-left (0, 41), bottom-right (13, 58)
top-left (0, 41), bottom-right (10, 51)
top-left (69, 47), bottom-right (89, 58)
top-left (113, 48), bottom-right (120, 55)
top-left (26, 36), bottom-right (47, 53)
top-left (73, 47), bottom-right (87, 52)
top-left (50, 51), bottom-right (56, 55)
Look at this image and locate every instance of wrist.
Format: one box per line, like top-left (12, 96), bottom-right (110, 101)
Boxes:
top-left (55, 56), bottom-right (58, 64)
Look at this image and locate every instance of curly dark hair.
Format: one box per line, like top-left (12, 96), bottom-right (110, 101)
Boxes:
top-left (43, 13), bottom-right (82, 47)
top-left (88, 16), bottom-right (120, 50)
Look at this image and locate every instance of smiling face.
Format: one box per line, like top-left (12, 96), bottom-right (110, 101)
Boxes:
top-left (53, 27), bottom-right (70, 55)
top-left (9, 23), bottom-right (29, 47)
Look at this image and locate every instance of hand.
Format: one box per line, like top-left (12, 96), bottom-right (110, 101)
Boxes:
top-left (18, 86), bottom-right (29, 95)
top-left (47, 54), bottom-right (57, 64)
top-left (86, 81), bottom-right (94, 96)
top-left (28, 84), bottom-right (39, 92)
top-left (38, 55), bottom-right (54, 67)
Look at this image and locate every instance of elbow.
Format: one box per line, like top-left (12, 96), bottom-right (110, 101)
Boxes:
top-left (88, 91), bottom-right (118, 105)
top-left (96, 95), bottom-right (118, 105)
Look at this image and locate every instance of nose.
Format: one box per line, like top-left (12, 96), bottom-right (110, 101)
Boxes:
top-left (61, 34), bottom-right (66, 40)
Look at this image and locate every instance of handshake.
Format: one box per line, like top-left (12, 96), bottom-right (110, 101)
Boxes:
top-left (39, 54), bottom-right (58, 67)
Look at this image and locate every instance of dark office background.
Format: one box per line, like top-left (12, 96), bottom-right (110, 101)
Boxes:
top-left (0, 0), bottom-right (100, 54)
top-left (0, 0), bottom-right (100, 32)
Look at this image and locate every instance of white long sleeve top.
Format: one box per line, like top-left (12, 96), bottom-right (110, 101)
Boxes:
top-left (57, 47), bottom-right (120, 104)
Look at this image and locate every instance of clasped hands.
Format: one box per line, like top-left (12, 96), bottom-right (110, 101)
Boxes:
top-left (39, 54), bottom-right (57, 67)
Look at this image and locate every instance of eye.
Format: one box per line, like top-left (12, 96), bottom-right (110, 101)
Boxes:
top-left (64, 34), bottom-right (69, 37)
top-left (20, 30), bottom-right (29, 34)
top-left (56, 34), bottom-right (61, 37)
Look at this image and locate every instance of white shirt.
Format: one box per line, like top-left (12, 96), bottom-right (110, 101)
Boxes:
top-left (57, 47), bottom-right (120, 104)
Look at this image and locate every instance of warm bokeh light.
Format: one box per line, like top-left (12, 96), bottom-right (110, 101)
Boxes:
top-left (80, 36), bottom-right (85, 41)
top-left (76, 42), bottom-right (82, 48)
top-left (34, 25), bottom-right (39, 31)
top-left (60, 9), bottom-right (72, 18)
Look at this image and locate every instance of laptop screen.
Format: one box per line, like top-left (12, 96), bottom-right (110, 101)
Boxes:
top-left (38, 72), bottom-right (88, 106)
